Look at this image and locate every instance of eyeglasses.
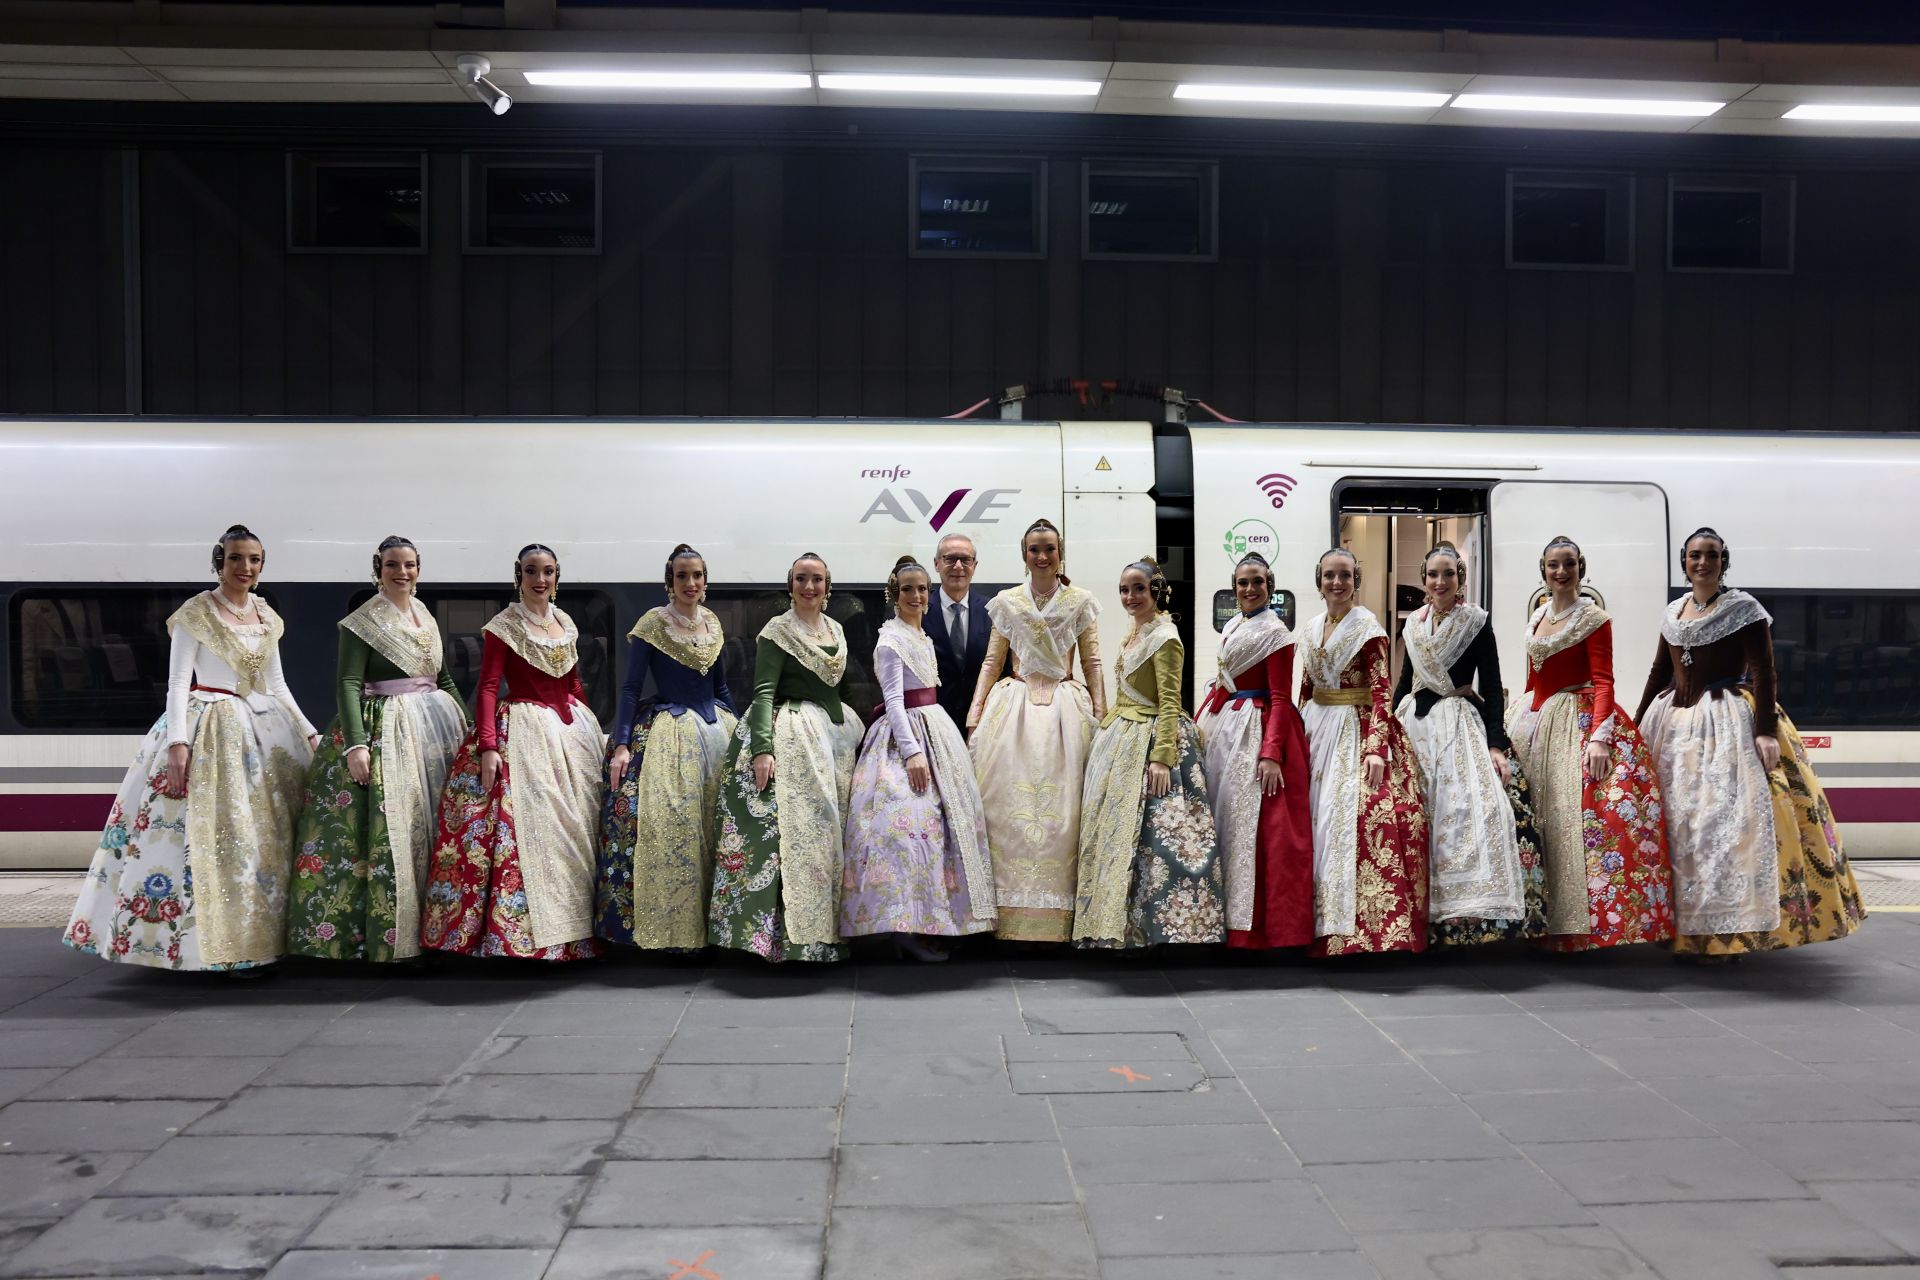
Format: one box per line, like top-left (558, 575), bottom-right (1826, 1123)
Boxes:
top-left (938, 555), bottom-right (976, 566)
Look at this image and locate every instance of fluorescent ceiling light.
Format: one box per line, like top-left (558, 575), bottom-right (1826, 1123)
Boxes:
top-left (1174, 84), bottom-right (1451, 108)
top-left (524, 70), bottom-right (811, 90)
top-left (1452, 93), bottom-right (1722, 117)
top-left (816, 73), bottom-right (1100, 97)
top-left (1785, 103), bottom-right (1920, 122)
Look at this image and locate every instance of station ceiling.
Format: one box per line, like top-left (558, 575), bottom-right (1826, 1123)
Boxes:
top-left (5, 1), bottom-right (1920, 136)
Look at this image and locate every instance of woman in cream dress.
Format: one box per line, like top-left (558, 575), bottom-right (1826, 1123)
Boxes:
top-left (967, 519), bottom-right (1105, 942)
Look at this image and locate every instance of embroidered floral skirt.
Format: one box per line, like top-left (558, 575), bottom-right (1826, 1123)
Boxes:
top-left (1198, 697), bottom-right (1315, 949)
top-left (1429, 757), bottom-right (1550, 948)
top-left (65, 695), bottom-right (310, 971)
top-left (970, 678), bottom-right (1095, 942)
top-left (708, 700), bottom-right (861, 963)
top-left (1642, 692), bottom-right (1864, 955)
top-left (419, 701), bottom-right (605, 962)
top-left (286, 690), bottom-right (466, 962)
top-left (841, 704), bottom-right (995, 938)
top-left (596, 704), bottom-right (737, 950)
top-left (1074, 716), bottom-right (1224, 949)
top-left (1303, 702), bottom-right (1429, 956)
top-left (1509, 689), bottom-right (1673, 951)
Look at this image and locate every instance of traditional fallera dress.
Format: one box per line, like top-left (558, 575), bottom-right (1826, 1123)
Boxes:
top-left (1298, 605), bottom-right (1429, 956)
top-left (1636, 590), bottom-right (1865, 955)
top-left (1391, 603), bottom-right (1548, 946)
top-left (418, 603), bottom-right (604, 961)
top-left (1074, 615), bottom-right (1224, 949)
top-left (1508, 600), bottom-right (1674, 951)
top-left (287, 595), bottom-right (468, 962)
top-left (708, 611), bottom-right (865, 963)
top-left (65, 592), bottom-right (316, 970)
top-left (595, 605), bottom-right (736, 950)
top-left (967, 581), bottom-right (1104, 942)
top-left (840, 619), bottom-right (996, 938)
top-left (1196, 607), bottom-right (1314, 949)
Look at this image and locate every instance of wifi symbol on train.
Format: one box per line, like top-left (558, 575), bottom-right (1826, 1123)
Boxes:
top-left (1257, 473), bottom-right (1297, 509)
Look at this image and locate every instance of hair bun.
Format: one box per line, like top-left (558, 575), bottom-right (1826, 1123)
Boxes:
top-left (670, 542), bottom-right (696, 557)
top-left (1138, 554), bottom-right (1160, 570)
top-left (893, 553), bottom-right (920, 570)
top-left (224, 524), bottom-right (253, 537)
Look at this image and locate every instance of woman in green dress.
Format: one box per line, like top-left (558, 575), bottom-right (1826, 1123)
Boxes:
top-left (1074, 557), bottom-right (1224, 949)
top-left (287, 536), bottom-right (469, 961)
top-left (708, 553), bottom-right (865, 962)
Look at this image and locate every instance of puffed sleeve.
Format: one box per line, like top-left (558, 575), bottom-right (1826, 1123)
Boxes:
top-left (746, 638), bottom-right (784, 757)
top-left (163, 625), bottom-right (196, 748)
top-left (1588, 621), bottom-right (1617, 742)
top-left (474, 632), bottom-right (509, 752)
top-left (1147, 640), bottom-right (1184, 768)
top-left (337, 629), bottom-right (372, 749)
top-left (262, 640), bottom-right (317, 740)
top-left (1634, 634), bottom-right (1675, 726)
top-left (1259, 645), bottom-right (1295, 764)
top-left (876, 645), bottom-right (921, 761)
top-left (1360, 636), bottom-right (1391, 759)
top-left (1077, 624), bottom-right (1106, 721)
top-left (967, 629), bottom-right (1009, 730)
top-left (1476, 627), bottom-right (1510, 754)
top-left (1741, 620), bottom-right (1780, 739)
top-left (611, 633), bottom-right (650, 744)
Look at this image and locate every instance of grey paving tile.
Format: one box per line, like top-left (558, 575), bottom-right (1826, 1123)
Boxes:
top-left (1809, 1179), bottom-right (1920, 1254)
top-left (256, 1044), bottom-right (478, 1087)
top-left (1646, 1073), bottom-right (1904, 1125)
top-left (372, 1119), bottom-right (617, 1175)
top-left (1276, 1104), bottom-right (1516, 1164)
top-left (0, 1153), bottom-right (140, 1220)
top-left (1022, 1004), bottom-right (1204, 1036)
top-left (1179, 993), bottom-right (1366, 1029)
top-left (1083, 1180), bottom-right (1353, 1257)
top-left (1063, 1123), bottom-right (1304, 1184)
top-left (304, 1175), bottom-right (588, 1248)
top-left (0, 1099), bottom-right (213, 1152)
top-left (186, 1084), bottom-right (435, 1135)
top-left (302, 1008), bottom-right (512, 1046)
top-left (424, 1073), bottom-right (642, 1122)
top-left (106, 1017), bottom-right (324, 1058)
top-left (545, 1227), bottom-right (822, 1280)
top-left (1356, 1225), bottom-right (1657, 1280)
top-left (1051, 1079), bottom-right (1269, 1128)
top-left (1240, 1063), bottom-right (1455, 1112)
top-left (847, 1051), bottom-right (1008, 1097)
top-left (494, 1002), bottom-right (685, 1037)
top-left (26, 1055), bottom-right (276, 1101)
top-left (0, 1027), bottom-right (137, 1069)
top-left (1816, 1056), bottom-right (1920, 1108)
top-left (1010, 1059), bottom-right (1205, 1094)
top-left (1582, 1036), bottom-right (1816, 1080)
top-left (1311, 1159), bottom-right (1596, 1232)
top-left (575, 1159), bottom-right (830, 1227)
top-left (1415, 1047), bottom-right (1630, 1095)
top-left (1001, 1033), bottom-right (1191, 1063)
top-left (1370, 1014), bottom-right (1573, 1056)
top-left (851, 1025), bottom-right (1017, 1055)
top-left (1524, 1136), bottom-right (1812, 1204)
top-left (1462, 1086), bottom-right (1717, 1143)
top-left (1100, 1254), bottom-right (1378, 1280)
top-left (1739, 1017), bottom-right (1920, 1065)
top-left (262, 1249), bottom-right (553, 1280)
top-left (1341, 990), bottom-right (1521, 1018)
top-left (825, 1205), bottom-right (1097, 1280)
top-left (1595, 1199), bottom-right (1907, 1280)
top-left (677, 998), bottom-right (854, 1032)
top-left (1721, 1119), bottom-right (1920, 1181)
top-left (111, 1134), bottom-right (377, 1194)
top-left (0, 1193), bottom-right (331, 1278)
top-left (472, 1034), bottom-right (667, 1074)
top-left (0, 1071), bottom-right (62, 1108)
top-left (1532, 1004), bottom-right (1742, 1042)
top-left (641, 1063), bottom-right (845, 1108)
top-left (662, 1028), bottom-right (849, 1064)
top-left (612, 1107), bottom-right (839, 1160)
top-left (836, 1142), bottom-right (1074, 1206)
top-left (1208, 1023), bottom-right (1409, 1069)
top-left (839, 1094), bottom-right (1055, 1145)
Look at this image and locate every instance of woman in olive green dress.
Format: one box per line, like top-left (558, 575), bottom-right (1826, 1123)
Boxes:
top-left (287, 536), bottom-right (469, 961)
top-left (708, 553), bottom-right (865, 963)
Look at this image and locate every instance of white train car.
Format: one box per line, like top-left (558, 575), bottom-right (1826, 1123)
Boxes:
top-left (3, 416), bottom-right (1915, 866)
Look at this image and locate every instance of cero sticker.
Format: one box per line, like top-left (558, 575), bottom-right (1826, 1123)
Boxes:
top-left (1223, 519), bottom-right (1278, 566)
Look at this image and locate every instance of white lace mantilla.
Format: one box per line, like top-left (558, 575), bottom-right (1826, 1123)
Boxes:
top-left (1302, 606), bottom-right (1385, 687)
top-left (632, 606), bottom-right (724, 675)
top-left (340, 594), bottom-right (443, 680)
top-left (1524, 599), bottom-right (1609, 671)
top-left (1214, 609), bottom-right (1294, 691)
top-left (482, 605), bottom-right (579, 677)
top-left (876, 618), bottom-right (939, 688)
top-left (1661, 590), bottom-right (1771, 664)
top-left (1405, 603), bottom-right (1487, 696)
top-left (986, 583), bottom-right (1098, 683)
top-left (760, 611), bottom-right (849, 686)
top-left (167, 592), bottom-right (286, 698)
top-left (1116, 614), bottom-right (1178, 707)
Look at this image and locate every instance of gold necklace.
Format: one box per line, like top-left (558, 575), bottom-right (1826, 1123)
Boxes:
top-left (214, 591), bottom-right (256, 624)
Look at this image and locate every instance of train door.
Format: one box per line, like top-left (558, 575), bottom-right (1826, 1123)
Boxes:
top-left (1488, 481), bottom-right (1669, 705)
top-left (1332, 482), bottom-right (1492, 694)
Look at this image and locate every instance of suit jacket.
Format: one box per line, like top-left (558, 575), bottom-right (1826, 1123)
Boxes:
top-left (925, 590), bottom-right (991, 731)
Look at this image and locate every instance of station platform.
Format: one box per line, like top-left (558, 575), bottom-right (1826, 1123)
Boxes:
top-left (2, 879), bottom-right (1920, 1279)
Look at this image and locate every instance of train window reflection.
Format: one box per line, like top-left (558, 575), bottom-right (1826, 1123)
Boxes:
top-left (11, 588), bottom-right (241, 730)
top-left (1763, 590), bottom-right (1920, 729)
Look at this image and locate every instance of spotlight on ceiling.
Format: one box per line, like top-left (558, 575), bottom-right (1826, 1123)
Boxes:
top-left (456, 54), bottom-right (512, 116)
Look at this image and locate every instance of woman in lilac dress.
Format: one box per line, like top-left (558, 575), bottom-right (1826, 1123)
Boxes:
top-left (841, 555), bottom-right (997, 959)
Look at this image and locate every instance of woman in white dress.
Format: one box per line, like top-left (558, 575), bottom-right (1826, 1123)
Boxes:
top-left (64, 524), bottom-right (320, 971)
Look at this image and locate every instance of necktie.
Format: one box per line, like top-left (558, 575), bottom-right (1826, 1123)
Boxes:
top-left (949, 601), bottom-right (966, 663)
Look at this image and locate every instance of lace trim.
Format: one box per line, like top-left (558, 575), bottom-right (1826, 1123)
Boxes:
top-left (167, 592), bottom-right (285, 698)
top-left (1405, 603), bottom-right (1486, 696)
top-left (632, 606), bottom-right (724, 675)
top-left (1116, 615), bottom-right (1177, 708)
top-left (1660, 589), bottom-right (1771, 651)
top-left (482, 605), bottom-right (579, 677)
top-left (1525, 600), bottom-right (1609, 670)
top-left (339, 594), bottom-right (443, 680)
top-left (986, 582), bottom-right (1098, 683)
top-left (1302, 606), bottom-right (1385, 688)
top-left (760, 610), bottom-right (848, 686)
top-left (1216, 609), bottom-right (1294, 686)
top-left (876, 618), bottom-right (939, 688)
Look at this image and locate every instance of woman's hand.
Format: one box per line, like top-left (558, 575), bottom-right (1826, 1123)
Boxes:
top-left (1257, 758), bottom-right (1285, 796)
top-left (1363, 753), bottom-right (1385, 790)
top-left (346, 745), bottom-right (372, 787)
top-left (1584, 740), bottom-right (1612, 783)
top-left (905, 753), bottom-right (931, 794)
top-left (1146, 761), bottom-right (1172, 798)
top-left (479, 749), bottom-right (502, 794)
top-left (1488, 747), bottom-right (1511, 786)
top-left (609, 744), bottom-right (632, 789)
top-left (1755, 734), bottom-right (1781, 771)
top-left (752, 752), bottom-right (776, 793)
top-left (164, 743), bottom-right (190, 798)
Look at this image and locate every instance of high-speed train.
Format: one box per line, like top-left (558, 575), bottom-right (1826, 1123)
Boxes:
top-left (3, 416), bottom-right (1915, 867)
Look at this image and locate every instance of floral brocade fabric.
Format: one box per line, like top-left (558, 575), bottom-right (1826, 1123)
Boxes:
top-left (1428, 757), bottom-right (1550, 947)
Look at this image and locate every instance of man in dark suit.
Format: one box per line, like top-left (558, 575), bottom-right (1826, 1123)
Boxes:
top-left (924, 532), bottom-right (991, 731)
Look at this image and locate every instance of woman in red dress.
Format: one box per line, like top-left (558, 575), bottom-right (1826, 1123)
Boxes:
top-left (1507, 535), bottom-right (1674, 951)
top-left (1297, 549), bottom-right (1429, 956)
top-left (1195, 552), bottom-right (1313, 949)
top-left (419, 543), bottom-right (605, 961)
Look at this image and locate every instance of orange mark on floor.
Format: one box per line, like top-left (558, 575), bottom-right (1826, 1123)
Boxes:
top-left (1108, 1065), bottom-right (1152, 1083)
top-left (669, 1249), bottom-right (722, 1280)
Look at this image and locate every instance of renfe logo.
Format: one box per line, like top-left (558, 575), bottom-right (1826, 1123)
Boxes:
top-left (860, 487), bottom-right (1021, 531)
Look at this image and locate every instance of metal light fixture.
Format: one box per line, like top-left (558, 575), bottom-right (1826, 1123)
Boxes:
top-left (456, 54), bottom-right (513, 116)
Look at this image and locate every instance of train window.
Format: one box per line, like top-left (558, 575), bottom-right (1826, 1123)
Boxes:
top-left (1760, 590), bottom-right (1920, 729)
top-left (699, 586), bottom-right (887, 724)
top-left (909, 157), bottom-right (1046, 259)
top-left (1668, 174), bottom-right (1794, 273)
top-left (287, 151), bottom-right (427, 253)
top-left (1212, 591), bottom-right (1296, 633)
top-left (9, 588), bottom-right (241, 730)
top-left (1506, 170), bottom-right (1633, 270)
top-left (1083, 163), bottom-right (1218, 261)
top-left (464, 152), bottom-right (601, 253)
